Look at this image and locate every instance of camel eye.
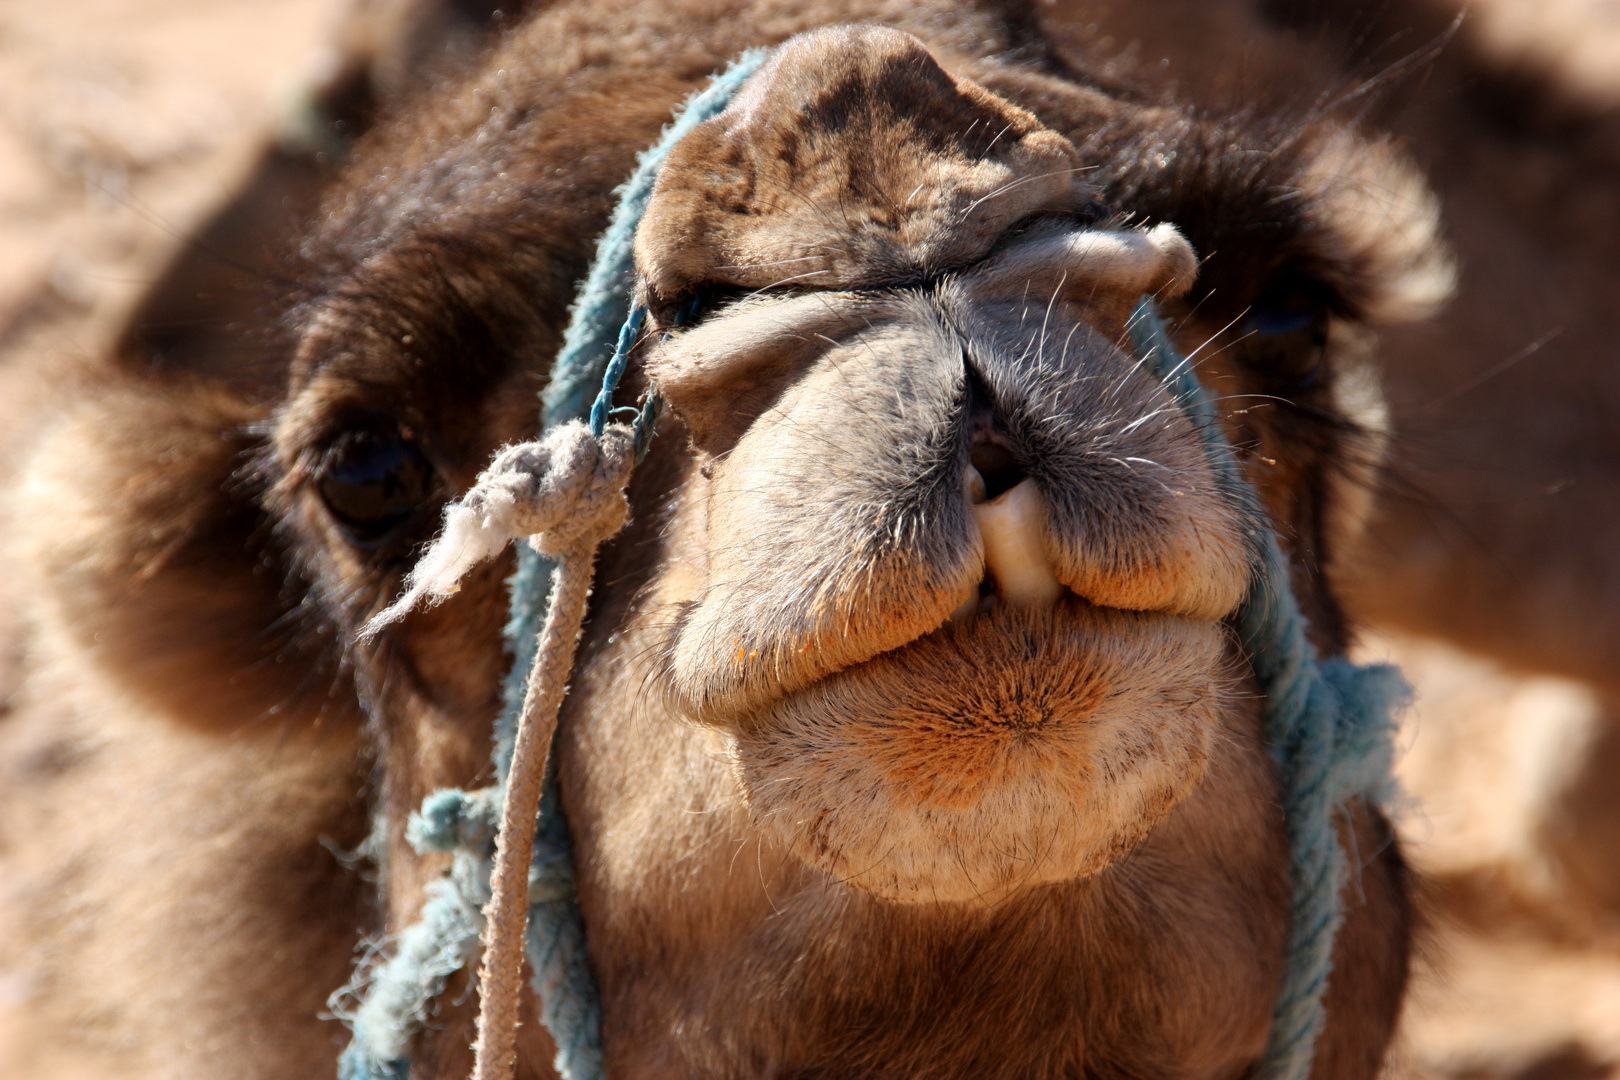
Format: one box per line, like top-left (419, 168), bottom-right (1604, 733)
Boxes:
top-left (316, 427), bottom-right (437, 544)
top-left (1245, 294), bottom-right (1329, 391)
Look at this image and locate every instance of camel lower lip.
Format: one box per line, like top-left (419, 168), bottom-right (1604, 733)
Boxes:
top-left (731, 597), bottom-right (1229, 904)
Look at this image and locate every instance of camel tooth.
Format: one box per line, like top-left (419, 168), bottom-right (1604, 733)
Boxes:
top-left (970, 478), bottom-right (1064, 607)
top-left (964, 465), bottom-right (988, 505)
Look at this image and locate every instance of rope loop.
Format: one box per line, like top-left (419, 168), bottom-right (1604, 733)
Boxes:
top-left (337, 49), bottom-right (775, 1080)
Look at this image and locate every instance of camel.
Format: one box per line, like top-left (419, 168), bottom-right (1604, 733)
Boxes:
top-left (0, 1), bottom-right (1453, 1077)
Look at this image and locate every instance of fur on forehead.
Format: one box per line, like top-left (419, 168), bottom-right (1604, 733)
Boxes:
top-left (634, 24), bottom-right (1087, 314)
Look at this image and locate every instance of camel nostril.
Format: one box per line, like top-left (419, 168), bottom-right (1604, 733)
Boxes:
top-left (964, 367), bottom-right (1025, 500)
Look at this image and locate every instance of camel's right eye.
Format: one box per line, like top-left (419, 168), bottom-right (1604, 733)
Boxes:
top-left (315, 428), bottom-right (437, 545)
top-left (1244, 282), bottom-right (1332, 392)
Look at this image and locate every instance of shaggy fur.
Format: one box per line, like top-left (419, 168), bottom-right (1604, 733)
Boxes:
top-left (734, 599), bottom-right (1229, 902)
top-left (0, 1), bottom-right (1451, 1078)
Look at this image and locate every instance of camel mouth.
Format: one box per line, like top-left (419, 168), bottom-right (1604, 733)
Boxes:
top-left (731, 595), bottom-right (1230, 905)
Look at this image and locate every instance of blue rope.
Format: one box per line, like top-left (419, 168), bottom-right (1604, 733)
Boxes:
top-left (333, 49), bottom-right (771, 1080)
top-left (334, 46), bottom-right (1398, 1079)
top-left (1128, 302), bottom-right (1403, 1080)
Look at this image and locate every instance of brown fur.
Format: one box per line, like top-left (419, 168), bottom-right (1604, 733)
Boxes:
top-left (1044, 0), bottom-right (1620, 692)
top-left (0, 1), bottom-right (1448, 1077)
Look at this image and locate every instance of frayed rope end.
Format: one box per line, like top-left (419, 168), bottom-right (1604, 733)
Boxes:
top-left (357, 421), bottom-right (637, 645)
top-left (360, 500), bottom-right (518, 641)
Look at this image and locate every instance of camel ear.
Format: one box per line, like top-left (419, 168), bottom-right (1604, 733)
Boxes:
top-left (1301, 130), bottom-right (1456, 325)
top-left (14, 378), bottom-right (351, 732)
top-left (635, 25), bottom-right (1087, 316)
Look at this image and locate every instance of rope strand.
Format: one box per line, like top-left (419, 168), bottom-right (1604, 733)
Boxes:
top-left (472, 540), bottom-right (599, 1080)
top-left (1128, 300), bottom-right (1404, 1080)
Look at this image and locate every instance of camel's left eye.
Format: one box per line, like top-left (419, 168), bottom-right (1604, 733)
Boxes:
top-left (316, 428), bottom-right (437, 544)
top-left (1245, 294), bottom-right (1328, 390)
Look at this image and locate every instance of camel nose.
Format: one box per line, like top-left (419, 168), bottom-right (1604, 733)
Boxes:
top-left (965, 468), bottom-right (1066, 608)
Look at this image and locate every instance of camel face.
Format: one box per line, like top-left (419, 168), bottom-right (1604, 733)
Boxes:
top-left (603, 30), bottom-right (1247, 902)
top-left (647, 278), bottom-right (1243, 902)
top-left (5, 4), bottom-right (1453, 1077)
top-left (278, 28), bottom-right (1255, 908)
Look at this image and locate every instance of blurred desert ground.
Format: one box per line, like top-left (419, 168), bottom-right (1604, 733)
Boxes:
top-left (1, 0), bottom-right (1619, 1077)
top-left (0, 2), bottom-right (337, 1073)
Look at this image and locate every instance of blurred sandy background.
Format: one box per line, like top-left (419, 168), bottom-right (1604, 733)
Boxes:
top-left (0, 2), bottom-right (336, 1072)
top-left (0, 0), bottom-right (336, 719)
top-left (2, 1), bottom-right (1620, 1077)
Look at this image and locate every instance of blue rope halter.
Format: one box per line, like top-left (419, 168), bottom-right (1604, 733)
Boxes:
top-left (334, 50), bottom-right (770, 1080)
top-left (1127, 306), bottom-right (1405, 1077)
top-left (335, 46), bottom-right (1402, 1080)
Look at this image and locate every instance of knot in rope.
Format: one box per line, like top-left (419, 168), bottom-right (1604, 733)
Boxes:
top-left (478, 424), bottom-right (636, 554)
top-left (408, 788), bottom-right (582, 898)
top-left (366, 422), bottom-right (635, 636)
top-left (408, 788), bottom-right (501, 857)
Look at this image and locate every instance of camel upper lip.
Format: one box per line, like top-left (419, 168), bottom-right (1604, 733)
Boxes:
top-left (665, 462), bottom-right (1244, 725)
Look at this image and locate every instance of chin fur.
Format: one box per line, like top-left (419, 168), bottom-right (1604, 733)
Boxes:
top-left (733, 598), bottom-right (1230, 905)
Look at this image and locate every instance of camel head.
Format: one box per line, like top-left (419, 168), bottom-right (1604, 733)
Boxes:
top-left (623, 27), bottom-right (1236, 902)
top-left (9, 7), bottom-right (1453, 1076)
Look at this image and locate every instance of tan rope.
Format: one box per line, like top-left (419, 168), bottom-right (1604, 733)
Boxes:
top-left (472, 536), bottom-right (597, 1080)
top-left (361, 420), bottom-right (636, 1080)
